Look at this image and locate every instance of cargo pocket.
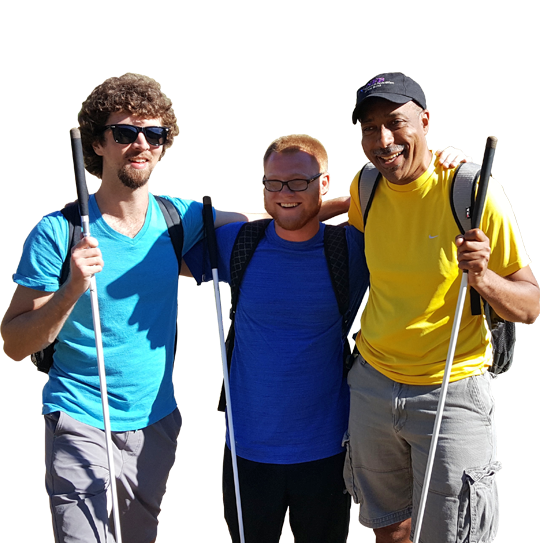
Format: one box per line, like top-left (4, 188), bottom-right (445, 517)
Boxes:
top-left (456, 461), bottom-right (501, 543)
top-left (342, 431), bottom-right (361, 505)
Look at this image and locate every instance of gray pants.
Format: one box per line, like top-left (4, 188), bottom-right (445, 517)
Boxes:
top-left (45, 409), bottom-right (181, 543)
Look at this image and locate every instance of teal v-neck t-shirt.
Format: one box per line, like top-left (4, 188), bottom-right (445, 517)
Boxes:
top-left (14, 194), bottom-right (205, 431)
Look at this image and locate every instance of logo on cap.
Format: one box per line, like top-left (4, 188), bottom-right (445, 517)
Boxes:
top-left (360, 77), bottom-right (396, 94)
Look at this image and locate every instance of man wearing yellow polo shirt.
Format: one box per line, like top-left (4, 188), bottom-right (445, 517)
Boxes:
top-left (343, 72), bottom-right (540, 543)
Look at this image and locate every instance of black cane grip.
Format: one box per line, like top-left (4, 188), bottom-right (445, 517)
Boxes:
top-left (203, 196), bottom-right (219, 270)
top-left (70, 128), bottom-right (89, 217)
top-left (471, 136), bottom-right (497, 230)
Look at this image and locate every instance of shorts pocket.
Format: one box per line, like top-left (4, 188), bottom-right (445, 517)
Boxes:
top-left (468, 373), bottom-right (495, 424)
top-left (44, 411), bottom-right (63, 435)
top-left (456, 461), bottom-right (501, 543)
top-left (342, 431), bottom-right (361, 505)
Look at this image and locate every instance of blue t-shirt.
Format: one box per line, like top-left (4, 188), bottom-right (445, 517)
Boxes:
top-left (14, 194), bottom-right (205, 431)
top-left (185, 221), bottom-right (369, 464)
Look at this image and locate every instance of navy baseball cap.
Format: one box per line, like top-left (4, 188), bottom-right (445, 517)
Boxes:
top-left (352, 72), bottom-right (427, 124)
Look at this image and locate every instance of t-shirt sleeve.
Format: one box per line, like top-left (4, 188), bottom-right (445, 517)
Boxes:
top-left (165, 197), bottom-right (209, 255)
top-left (345, 224), bottom-right (369, 333)
top-left (481, 178), bottom-right (530, 277)
top-left (13, 212), bottom-right (70, 292)
top-left (183, 222), bottom-right (245, 285)
top-left (348, 171), bottom-right (365, 233)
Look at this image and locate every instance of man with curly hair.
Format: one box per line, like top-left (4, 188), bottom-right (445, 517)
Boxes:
top-left (1, 73), bottom-right (248, 543)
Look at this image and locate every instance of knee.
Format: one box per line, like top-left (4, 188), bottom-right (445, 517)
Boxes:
top-left (374, 519), bottom-right (411, 543)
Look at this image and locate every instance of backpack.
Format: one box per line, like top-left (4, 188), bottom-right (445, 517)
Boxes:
top-left (357, 162), bottom-right (515, 375)
top-left (31, 196), bottom-right (184, 373)
top-left (217, 219), bottom-right (351, 411)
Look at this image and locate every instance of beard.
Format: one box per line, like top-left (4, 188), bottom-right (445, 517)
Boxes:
top-left (265, 196), bottom-right (322, 232)
top-left (117, 164), bottom-right (153, 190)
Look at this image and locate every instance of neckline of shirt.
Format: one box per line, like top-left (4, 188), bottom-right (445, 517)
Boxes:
top-left (88, 193), bottom-right (154, 243)
top-left (266, 220), bottom-right (325, 248)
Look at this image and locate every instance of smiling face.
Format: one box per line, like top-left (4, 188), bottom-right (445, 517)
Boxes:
top-left (359, 98), bottom-right (431, 185)
top-left (263, 150), bottom-right (329, 242)
top-left (92, 112), bottom-right (164, 190)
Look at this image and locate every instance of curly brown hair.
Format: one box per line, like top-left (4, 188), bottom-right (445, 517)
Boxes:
top-left (78, 73), bottom-right (179, 178)
top-left (263, 134), bottom-right (328, 172)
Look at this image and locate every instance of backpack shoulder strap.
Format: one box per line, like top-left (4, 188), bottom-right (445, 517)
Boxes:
top-left (323, 224), bottom-right (349, 322)
top-left (217, 218), bottom-right (271, 412)
top-left (60, 203), bottom-right (81, 285)
top-left (450, 162), bottom-right (481, 234)
top-left (450, 162), bottom-right (483, 315)
top-left (358, 162), bottom-right (382, 226)
top-left (229, 218), bottom-right (272, 313)
top-left (155, 196), bottom-right (184, 274)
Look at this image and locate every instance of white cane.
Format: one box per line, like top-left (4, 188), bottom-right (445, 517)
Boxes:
top-left (203, 196), bottom-right (246, 543)
top-left (413, 136), bottom-right (497, 543)
top-left (70, 128), bottom-right (123, 543)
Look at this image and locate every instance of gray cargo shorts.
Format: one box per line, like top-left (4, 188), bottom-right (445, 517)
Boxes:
top-left (45, 408), bottom-right (181, 543)
top-left (343, 355), bottom-right (500, 543)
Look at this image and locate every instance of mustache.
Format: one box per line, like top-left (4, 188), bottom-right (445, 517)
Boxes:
top-left (372, 145), bottom-right (405, 157)
top-left (126, 152), bottom-right (153, 161)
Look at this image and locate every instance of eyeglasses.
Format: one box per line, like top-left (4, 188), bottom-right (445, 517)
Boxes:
top-left (102, 124), bottom-right (169, 146)
top-left (262, 172), bottom-right (324, 192)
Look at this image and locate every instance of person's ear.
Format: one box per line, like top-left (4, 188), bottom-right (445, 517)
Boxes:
top-left (320, 173), bottom-right (330, 196)
top-left (421, 109), bottom-right (430, 135)
top-left (93, 140), bottom-right (105, 156)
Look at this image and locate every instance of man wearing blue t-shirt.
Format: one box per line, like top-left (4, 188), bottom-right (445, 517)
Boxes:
top-left (1, 73), bottom-right (249, 543)
top-left (184, 136), bottom-right (464, 543)
top-left (184, 134), bottom-right (370, 543)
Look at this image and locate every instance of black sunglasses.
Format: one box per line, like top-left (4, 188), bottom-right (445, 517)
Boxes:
top-left (103, 124), bottom-right (169, 146)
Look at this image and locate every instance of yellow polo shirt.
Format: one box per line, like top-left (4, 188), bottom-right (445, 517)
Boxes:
top-left (349, 154), bottom-right (529, 384)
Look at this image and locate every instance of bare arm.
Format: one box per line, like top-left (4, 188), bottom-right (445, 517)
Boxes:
top-left (214, 209), bottom-right (269, 228)
top-left (456, 229), bottom-right (540, 323)
top-left (318, 147), bottom-right (469, 223)
top-left (319, 196), bottom-right (351, 222)
top-left (1, 236), bottom-right (104, 361)
top-left (180, 260), bottom-right (193, 278)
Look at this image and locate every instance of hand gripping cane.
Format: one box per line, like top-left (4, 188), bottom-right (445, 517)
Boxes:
top-left (70, 128), bottom-right (123, 543)
top-left (413, 137), bottom-right (497, 543)
top-left (202, 197), bottom-right (246, 543)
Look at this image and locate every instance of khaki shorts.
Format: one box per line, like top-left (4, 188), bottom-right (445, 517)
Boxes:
top-left (343, 355), bottom-right (500, 543)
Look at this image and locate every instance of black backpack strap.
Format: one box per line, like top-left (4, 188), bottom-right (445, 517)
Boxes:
top-left (155, 196), bottom-right (185, 363)
top-left (357, 162), bottom-right (382, 227)
top-left (32, 203), bottom-right (81, 373)
top-left (155, 196), bottom-right (184, 273)
top-left (60, 203), bottom-right (81, 284)
top-left (323, 225), bottom-right (350, 321)
top-left (323, 224), bottom-right (352, 375)
top-left (450, 163), bottom-right (483, 315)
top-left (218, 219), bottom-right (271, 412)
top-left (229, 219), bottom-right (272, 316)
